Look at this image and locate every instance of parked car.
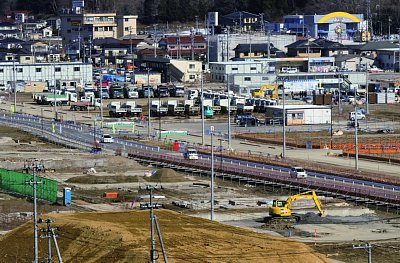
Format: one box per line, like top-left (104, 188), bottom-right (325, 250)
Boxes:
top-left (368, 66), bottom-right (384, 73)
top-left (289, 167), bottom-right (307, 178)
top-left (302, 96), bottom-right (313, 104)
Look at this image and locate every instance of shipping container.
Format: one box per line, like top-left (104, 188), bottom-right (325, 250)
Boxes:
top-left (386, 92), bottom-right (396, 104)
top-left (104, 192), bottom-right (118, 199)
top-left (368, 93), bottom-right (377, 104)
top-left (377, 93), bottom-right (386, 104)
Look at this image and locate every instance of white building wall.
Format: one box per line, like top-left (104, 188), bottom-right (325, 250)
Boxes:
top-left (0, 62), bottom-right (92, 87)
top-left (210, 61), bottom-right (263, 82)
top-left (303, 108), bottom-right (331, 124)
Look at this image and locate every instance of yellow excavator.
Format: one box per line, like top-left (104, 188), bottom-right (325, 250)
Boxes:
top-left (268, 191), bottom-right (326, 222)
top-left (251, 85), bottom-right (278, 99)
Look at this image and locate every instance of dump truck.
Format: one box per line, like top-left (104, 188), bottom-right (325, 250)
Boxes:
top-left (150, 101), bottom-right (168, 116)
top-left (167, 100), bottom-right (185, 116)
top-left (70, 98), bottom-right (101, 111)
top-left (268, 191), bottom-right (326, 223)
top-left (184, 99), bottom-right (200, 116)
top-left (109, 84), bottom-right (124, 99)
top-left (122, 101), bottom-right (142, 117)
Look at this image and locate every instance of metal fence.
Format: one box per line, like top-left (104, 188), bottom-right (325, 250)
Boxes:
top-left (0, 168), bottom-right (58, 203)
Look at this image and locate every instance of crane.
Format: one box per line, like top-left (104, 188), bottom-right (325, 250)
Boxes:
top-left (268, 191), bottom-right (326, 221)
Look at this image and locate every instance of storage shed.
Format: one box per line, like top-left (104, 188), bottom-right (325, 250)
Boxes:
top-left (265, 104), bottom-right (331, 125)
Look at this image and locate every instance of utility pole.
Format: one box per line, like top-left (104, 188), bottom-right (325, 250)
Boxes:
top-left (40, 218), bottom-right (62, 263)
top-left (13, 59), bottom-right (16, 113)
top-left (25, 160), bottom-right (45, 263)
top-left (227, 74), bottom-right (231, 149)
top-left (130, 26), bottom-right (135, 84)
top-left (143, 185), bottom-right (168, 263)
top-left (153, 24), bottom-right (158, 58)
top-left (201, 71), bottom-right (205, 145)
top-left (282, 78), bottom-right (286, 159)
top-left (353, 243), bottom-right (372, 263)
top-left (191, 27), bottom-right (195, 60)
top-left (210, 125), bottom-right (215, 221)
top-left (226, 26), bottom-right (229, 62)
top-left (147, 68), bottom-right (151, 137)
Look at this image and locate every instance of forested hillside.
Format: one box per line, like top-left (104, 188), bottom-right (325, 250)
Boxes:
top-left (1, 0), bottom-right (399, 34)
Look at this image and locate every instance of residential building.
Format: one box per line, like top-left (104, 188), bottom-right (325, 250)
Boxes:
top-left (233, 43), bottom-right (282, 58)
top-left (208, 33), bottom-right (296, 62)
top-left (361, 41), bottom-right (399, 71)
top-left (0, 61), bottom-right (92, 87)
top-left (60, 11), bottom-right (138, 48)
top-left (116, 15), bottom-right (138, 38)
top-left (285, 38), bottom-right (348, 58)
top-left (158, 35), bottom-right (206, 60)
top-left (219, 11), bottom-right (261, 32)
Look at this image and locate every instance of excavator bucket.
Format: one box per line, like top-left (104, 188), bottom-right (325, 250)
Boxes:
top-left (319, 211), bottom-right (327, 218)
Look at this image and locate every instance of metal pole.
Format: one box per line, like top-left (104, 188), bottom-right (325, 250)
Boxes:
top-left (366, 69), bottom-right (369, 113)
top-left (154, 215), bottom-right (168, 263)
top-left (41, 108), bottom-right (44, 134)
top-left (150, 187), bottom-right (156, 263)
top-left (47, 220), bottom-right (52, 263)
top-left (227, 74), bottom-right (231, 149)
top-left (211, 129), bottom-right (214, 220)
top-left (330, 95), bottom-right (333, 150)
top-left (282, 79), bottom-right (286, 159)
top-left (354, 104), bottom-right (359, 170)
top-left (100, 74), bottom-right (103, 128)
top-left (367, 242), bottom-right (372, 263)
top-left (147, 68), bottom-right (151, 137)
top-left (201, 71), bottom-right (205, 145)
top-left (159, 88), bottom-right (161, 140)
top-left (33, 167), bottom-right (38, 263)
top-left (50, 228), bottom-right (63, 263)
top-left (153, 24), bottom-right (157, 58)
top-left (13, 59), bottom-right (16, 113)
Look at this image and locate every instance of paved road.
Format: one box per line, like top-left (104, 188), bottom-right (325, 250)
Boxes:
top-left (1, 100), bottom-right (399, 177)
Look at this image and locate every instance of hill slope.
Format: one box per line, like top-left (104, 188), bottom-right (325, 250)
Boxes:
top-left (0, 210), bottom-right (330, 262)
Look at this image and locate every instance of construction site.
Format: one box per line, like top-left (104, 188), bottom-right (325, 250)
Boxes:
top-left (0, 121), bottom-right (399, 263)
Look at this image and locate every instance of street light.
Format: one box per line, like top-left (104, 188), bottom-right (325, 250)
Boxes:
top-left (352, 100), bottom-right (363, 170)
top-left (201, 71), bottom-right (205, 145)
top-left (281, 77), bottom-right (287, 159)
top-left (147, 68), bottom-right (152, 137)
top-left (226, 74), bottom-right (231, 149)
top-left (210, 125), bottom-right (215, 221)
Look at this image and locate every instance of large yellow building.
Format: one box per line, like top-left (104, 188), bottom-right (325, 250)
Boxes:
top-left (60, 11), bottom-right (137, 47)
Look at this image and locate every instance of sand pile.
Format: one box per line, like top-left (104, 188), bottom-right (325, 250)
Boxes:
top-left (146, 168), bottom-right (186, 182)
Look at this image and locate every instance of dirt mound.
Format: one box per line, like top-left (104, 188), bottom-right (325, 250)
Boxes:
top-left (0, 210), bottom-right (330, 262)
top-left (146, 168), bottom-right (186, 182)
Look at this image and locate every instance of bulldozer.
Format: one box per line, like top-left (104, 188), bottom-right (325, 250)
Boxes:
top-left (267, 191), bottom-right (326, 223)
top-left (251, 85), bottom-right (278, 100)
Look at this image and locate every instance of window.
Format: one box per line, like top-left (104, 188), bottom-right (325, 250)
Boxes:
top-left (55, 67), bottom-right (61, 72)
top-left (125, 18), bottom-right (129, 22)
top-left (189, 64), bottom-right (195, 69)
top-left (244, 77), bottom-right (251, 81)
top-left (94, 27), bottom-right (98, 31)
top-left (67, 30), bottom-right (71, 33)
top-left (109, 26), bottom-right (113, 31)
top-left (0, 69), bottom-right (3, 73)
top-left (25, 57), bottom-right (30, 60)
top-left (232, 67), bottom-right (238, 71)
top-left (250, 67), bottom-right (256, 70)
top-left (124, 27), bottom-right (129, 31)
top-left (74, 67), bottom-right (80, 72)
top-left (189, 75), bottom-right (195, 80)
top-left (36, 68), bottom-right (42, 73)
top-left (17, 68), bottom-right (23, 73)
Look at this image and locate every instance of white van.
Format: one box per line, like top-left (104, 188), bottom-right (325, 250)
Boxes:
top-left (349, 111), bottom-right (365, 121)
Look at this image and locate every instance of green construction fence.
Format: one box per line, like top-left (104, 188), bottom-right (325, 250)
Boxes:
top-left (0, 168), bottom-right (58, 203)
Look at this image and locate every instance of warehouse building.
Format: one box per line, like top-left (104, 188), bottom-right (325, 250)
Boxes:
top-left (265, 104), bottom-right (331, 125)
top-left (0, 61), bottom-right (92, 88)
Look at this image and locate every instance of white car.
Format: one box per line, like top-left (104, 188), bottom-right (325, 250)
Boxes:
top-left (290, 167), bottom-right (307, 178)
top-left (184, 148), bottom-right (198, 160)
top-left (101, 134), bottom-right (114, 143)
